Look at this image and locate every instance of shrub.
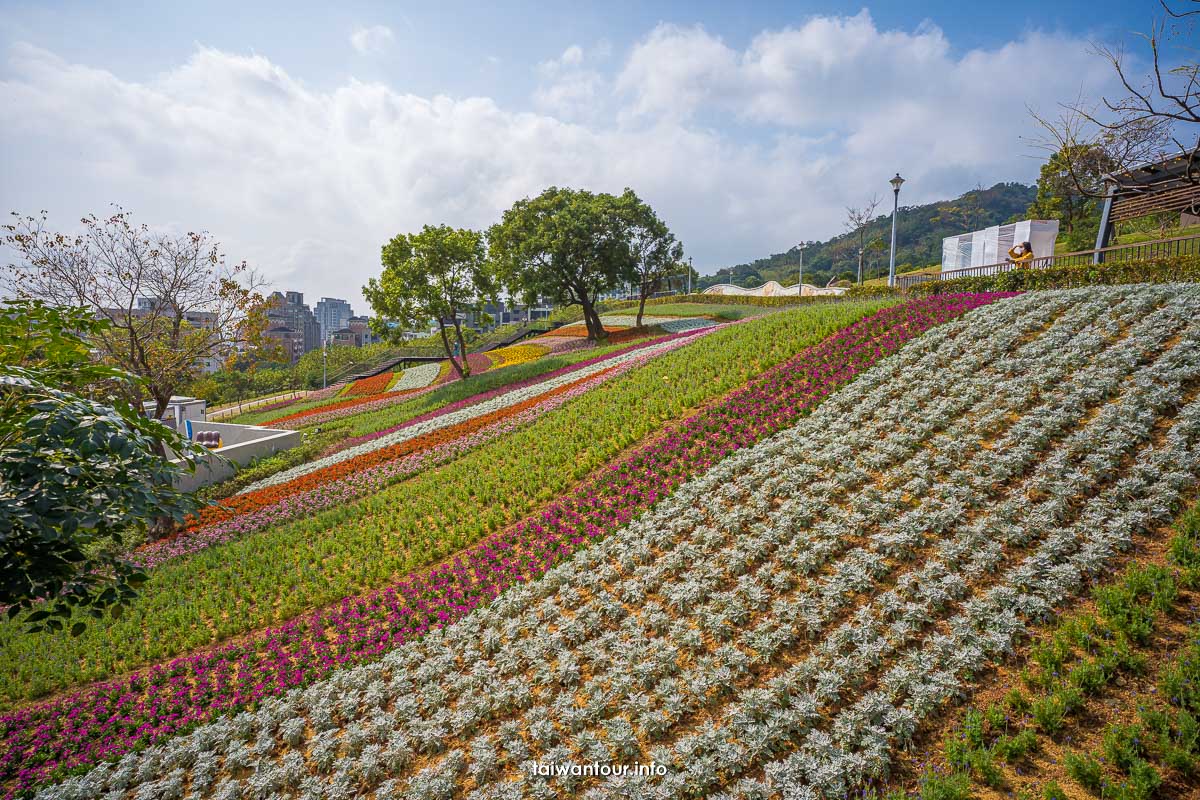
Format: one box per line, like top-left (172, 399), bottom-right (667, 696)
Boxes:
top-left (919, 772), bottom-right (973, 800)
top-left (1063, 751), bottom-right (1104, 793)
top-left (1043, 780), bottom-right (1068, 800)
top-left (908, 253), bottom-right (1200, 296)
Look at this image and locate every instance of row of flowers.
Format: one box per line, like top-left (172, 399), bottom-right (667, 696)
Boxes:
top-left (265, 385), bottom-right (429, 428)
top-left (35, 286), bottom-right (1200, 800)
top-left (136, 344), bottom-right (688, 569)
top-left (659, 317), bottom-right (718, 333)
top-left (486, 343), bottom-right (549, 369)
top-left (0, 294), bottom-right (1006, 798)
top-left (339, 372), bottom-right (395, 397)
top-left (387, 362), bottom-right (441, 392)
top-left (242, 329), bottom-right (721, 493)
top-left (597, 313), bottom-right (689, 327)
top-left (533, 335), bottom-right (592, 355)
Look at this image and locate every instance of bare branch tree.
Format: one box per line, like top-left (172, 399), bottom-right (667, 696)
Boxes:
top-left (2, 207), bottom-right (271, 418)
top-left (1030, 3), bottom-right (1198, 198)
top-left (845, 195), bottom-right (881, 285)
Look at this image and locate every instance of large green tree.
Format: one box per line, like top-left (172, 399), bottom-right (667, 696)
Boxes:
top-left (615, 189), bottom-right (685, 327)
top-left (489, 187), bottom-right (633, 341)
top-left (0, 300), bottom-right (205, 634)
top-left (364, 225), bottom-right (496, 379)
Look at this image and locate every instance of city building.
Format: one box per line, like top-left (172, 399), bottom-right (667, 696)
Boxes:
top-left (315, 297), bottom-right (353, 339)
top-left (264, 291), bottom-right (320, 363)
top-left (348, 315), bottom-right (381, 346)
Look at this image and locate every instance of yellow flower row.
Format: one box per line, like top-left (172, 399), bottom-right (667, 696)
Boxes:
top-left (488, 343), bottom-right (550, 369)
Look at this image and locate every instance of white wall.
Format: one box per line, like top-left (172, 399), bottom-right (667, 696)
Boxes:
top-left (172, 421), bottom-right (302, 493)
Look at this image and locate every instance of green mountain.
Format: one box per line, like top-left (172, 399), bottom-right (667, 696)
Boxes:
top-left (701, 182), bottom-right (1036, 289)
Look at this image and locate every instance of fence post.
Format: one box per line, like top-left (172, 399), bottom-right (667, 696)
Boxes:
top-left (1093, 182), bottom-right (1115, 264)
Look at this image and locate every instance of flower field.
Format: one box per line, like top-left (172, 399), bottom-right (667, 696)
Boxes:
top-left (0, 296), bottom-right (925, 798)
top-left (142, 331), bottom-right (717, 565)
top-left (0, 298), bottom-right (899, 754)
top-left (19, 285), bottom-right (1200, 800)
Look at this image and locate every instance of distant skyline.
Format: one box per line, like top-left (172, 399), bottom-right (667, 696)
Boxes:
top-left (0, 0), bottom-right (1172, 308)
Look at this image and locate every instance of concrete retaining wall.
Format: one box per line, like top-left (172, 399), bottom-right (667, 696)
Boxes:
top-left (172, 421), bottom-right (302, 493)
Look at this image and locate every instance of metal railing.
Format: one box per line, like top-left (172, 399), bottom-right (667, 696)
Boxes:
top-left (896, 233), bottom-right (1200, 290)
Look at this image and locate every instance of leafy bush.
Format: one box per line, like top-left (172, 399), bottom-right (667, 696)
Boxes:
top-left (1064, 751), bottom-right (1104, 793)
top-left (909, 253), bottom-right (1200, 296)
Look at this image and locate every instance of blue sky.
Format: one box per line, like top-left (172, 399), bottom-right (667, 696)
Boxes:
top-left (0, 0), bottom-right (1174, 307)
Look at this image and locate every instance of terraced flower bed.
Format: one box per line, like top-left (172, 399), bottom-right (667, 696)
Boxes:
top-left (339, 372), bottom-right (395, 397)
top-left (24, 286), bottom-right (1200, 800)
top-left (486, 343), bottom-right (548, 369)
top-left (145, 332), bottom-right (717, 564)
top-left (389, 363), bottom-right (441, 392)
top-left (1, 296), bottom-right (924, 796)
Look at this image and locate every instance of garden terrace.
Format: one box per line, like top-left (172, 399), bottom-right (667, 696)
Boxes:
top-left (0, 301), bottom-right (898, 714)
top-left (24, 285), bottom-right (1200, 800)
top-left (5, 295), bottom-right (999, 796)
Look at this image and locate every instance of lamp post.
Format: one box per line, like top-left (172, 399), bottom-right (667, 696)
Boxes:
top-left (321, 331), bottom-right (332, 389)
top-left (796, 242), bottom-right (806, 296)
top-left (687, 256), bottom-right (693, 295)
top-left (888, 173), bottom-right (905, 288)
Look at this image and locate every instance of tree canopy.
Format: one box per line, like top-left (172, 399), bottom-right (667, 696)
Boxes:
top-left (489, 186), bottom-right (634, 341)
top-left (1, 208), bottom-right (272, 417)
top-left (615, 189), bottom-right (684, 327)
top-left (0, 300), bottom-right (205, 634)
top-left (364, 225), bottom-right (496, 379)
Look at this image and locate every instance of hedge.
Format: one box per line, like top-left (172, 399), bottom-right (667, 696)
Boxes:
top-left (907, 254), bottom-right (1200, 296)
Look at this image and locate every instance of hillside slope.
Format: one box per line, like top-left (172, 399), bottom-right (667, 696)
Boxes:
top-left (703, 181), bottom-right (1035, 288)
top-left (32, 284), bottom-right (1200, 800)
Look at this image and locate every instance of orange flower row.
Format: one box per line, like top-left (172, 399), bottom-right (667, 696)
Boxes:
top-left (542, 325), bottom-right (650, 344)
top-left (545, 324), bottom-right (627, 338)
top-left (341, 372), bottom-right (395, 397)
top-left (187, 366), bottom-right (620, 530)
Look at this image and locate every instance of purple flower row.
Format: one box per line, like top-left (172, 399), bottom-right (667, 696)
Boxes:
top-left (0, 295), bottom-right (1011, 798)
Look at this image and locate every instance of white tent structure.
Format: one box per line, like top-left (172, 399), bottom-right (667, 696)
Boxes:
top-left (941, 220), bottom-right (1060, 273)
top-left (703, 281), bottom-right (846, 297)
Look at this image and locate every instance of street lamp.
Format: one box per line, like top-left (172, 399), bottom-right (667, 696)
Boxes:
top-left (795, 242), bottom-right (806, 296)
top-left (687, 256), bottom-right (693, 295)
top-left (888, 173), bottom-right (905, 288)
top-left (321, 331), bottom-right (332, 389)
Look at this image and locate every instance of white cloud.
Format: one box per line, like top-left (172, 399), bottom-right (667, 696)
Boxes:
top-left (534, 44), bottom-right (608, 120)
top-left (0, 15), bottom-right (1130, 308)
top-left (349, 25), bottom-right (394, 55)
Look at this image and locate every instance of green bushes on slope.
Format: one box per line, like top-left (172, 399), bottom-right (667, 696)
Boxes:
top-left (909, 254), bottom-right (1200, 296)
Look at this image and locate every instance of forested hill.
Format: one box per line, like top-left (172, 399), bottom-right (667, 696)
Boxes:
top-left (701, 182), bottom-right (1036, 289)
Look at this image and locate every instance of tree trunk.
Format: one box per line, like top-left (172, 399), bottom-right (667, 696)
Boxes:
top-left (636, 280), bottom-right (650, 328)
top-left (438, 321), bottom-right (465, 380)
top-left (453, 320), bottom-right (470, 378)
top-left (579, 293), bottom-right (605, 342)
